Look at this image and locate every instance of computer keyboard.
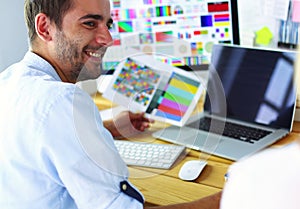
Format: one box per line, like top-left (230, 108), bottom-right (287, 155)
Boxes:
top-left (114, 140), bottom-right (186, 169)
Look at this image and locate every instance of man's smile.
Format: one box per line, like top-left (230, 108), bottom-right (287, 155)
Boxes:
top-left (86, 51), bottom-right (102, 58)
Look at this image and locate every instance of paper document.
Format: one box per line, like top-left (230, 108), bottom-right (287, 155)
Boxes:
top-left (103, 51), bottom-right (204, 126)
top-left (262, 0), bottom-right (290, 20)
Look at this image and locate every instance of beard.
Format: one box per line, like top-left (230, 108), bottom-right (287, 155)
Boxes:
top-left (54, 30), bottom-right (103, 83)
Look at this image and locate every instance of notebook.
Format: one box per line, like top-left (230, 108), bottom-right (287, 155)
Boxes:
top-left (152, 44), bottom-right (298, 161)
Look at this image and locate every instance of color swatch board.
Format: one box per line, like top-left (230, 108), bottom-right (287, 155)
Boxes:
top-left (103, 0), bottom-right (237, 71)
top-left (103, 53), bottom-right (204, 126)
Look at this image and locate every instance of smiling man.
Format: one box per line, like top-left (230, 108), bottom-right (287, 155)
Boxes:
top-left (29, 0), bottom-right (113, 83)
top-left (0, 0), bottom-right (220, 209)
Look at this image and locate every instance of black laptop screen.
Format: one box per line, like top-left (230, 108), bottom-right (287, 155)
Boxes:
top-left (204, 44), bottom-right (297, 130)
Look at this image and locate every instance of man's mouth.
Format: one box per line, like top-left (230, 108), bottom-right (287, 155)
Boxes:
top-left (86, 51), bottom-right (102, 58)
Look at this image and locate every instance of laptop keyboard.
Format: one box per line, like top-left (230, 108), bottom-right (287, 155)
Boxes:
top-left (190, 117), bottom-right (272, 143)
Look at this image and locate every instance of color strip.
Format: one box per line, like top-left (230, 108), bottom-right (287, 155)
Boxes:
top-left (166, 85), bottom-right (194, 101)
top-left (158, 103), bottom-right (183, 116)
top-left (214, 22), bottom-right (230, 26)
top-left (155, 110), bottom-right (181, 121)
top-left (143, 0), bottom-right (162, 4)
top-left (156, 6), bottom-right (171, 17)
top-left (214, 14), bottom-right (230, 22)
top-left (169, 78), bottom-right (198, 94)
top-left (160, 97), bottom-right (188, 112)
top-left (173, 72), bottom-right (200, 87)
top-left (208, 2), bottom-right (229, 12)
top-left (164, 92), bottom-right (191, 106)
top-left (112, 0), bottom-right (121, 8)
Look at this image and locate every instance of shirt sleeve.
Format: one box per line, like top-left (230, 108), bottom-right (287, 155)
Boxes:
top-left (38, 85), bottom-right (143, 209)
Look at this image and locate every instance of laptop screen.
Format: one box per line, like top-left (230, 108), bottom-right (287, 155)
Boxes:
top-left (204, 44), bottom-right (297, 130)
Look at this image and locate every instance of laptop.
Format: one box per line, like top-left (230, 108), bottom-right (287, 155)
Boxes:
top-left (152, 44), bottom-right (297, 161)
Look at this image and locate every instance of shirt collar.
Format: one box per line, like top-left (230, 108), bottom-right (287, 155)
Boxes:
top-left (22, 51), bottom-right (62, 82)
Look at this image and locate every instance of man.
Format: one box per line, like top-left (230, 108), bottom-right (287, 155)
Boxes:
top-left (0, 0), bottom-right (221, 208)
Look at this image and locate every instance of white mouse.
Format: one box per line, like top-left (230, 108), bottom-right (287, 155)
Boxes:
top-left (178, 160), bottom-right (207, 181)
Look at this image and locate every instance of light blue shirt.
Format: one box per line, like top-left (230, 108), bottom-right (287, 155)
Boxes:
top-left (0, 52), bottom-right (143, 209)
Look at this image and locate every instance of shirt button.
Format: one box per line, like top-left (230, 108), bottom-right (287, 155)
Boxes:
top-left (119, 180), bottom-right (144, 204)
top-left (121, 183), bottom-right (127, 191)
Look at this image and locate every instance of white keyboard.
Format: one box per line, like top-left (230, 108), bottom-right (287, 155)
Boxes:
top-left (114, 140), bottom-right (186, 169)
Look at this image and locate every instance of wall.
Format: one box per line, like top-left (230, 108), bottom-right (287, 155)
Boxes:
top-left (0, 0), bottom-right (283, 97)
top-left (2, 1), bottom-right (299, 119)
top-left (0, 0), bottom-right (28, 72)
top-left (238, 0), bottom-right (279, 47)
top-left (0, 1), bottom-right (281, 73)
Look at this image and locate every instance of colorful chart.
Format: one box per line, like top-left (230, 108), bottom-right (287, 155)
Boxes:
top-left (112, 0), bottom-right (121, 8)
top-left (118, 21), bottom-right (133, 32)
top-left (112, 58), bottom-right (160, 106)
top-left (103, 0), bottom-right (237, 71)
top-left (155, 31), bottom-right (173, 43)
top-left (191, 42), bottom-right (203, 55)
top-left (201, 15), bottom-right (213, 27)
top-left (214, 13), bottom-right (230, 26)
top-left (146, 72), bottom-right (200, 122)
top-left (143, 0), bottom-right (162, 5)
top-left (121, 9), bottom-right (137, 19)
top-left (155, 6), bottom-right (171, 17)
top-left (208, 2), bottom-right (229, 12)
top-left (103, 52), bottom-right (204, 126)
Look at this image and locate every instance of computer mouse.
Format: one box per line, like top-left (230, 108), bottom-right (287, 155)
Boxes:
top-left (178, 160), bottom-right (207, 181)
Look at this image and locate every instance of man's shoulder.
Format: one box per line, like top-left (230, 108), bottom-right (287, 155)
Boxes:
top-left (36, 81), bottom-right (89, 108)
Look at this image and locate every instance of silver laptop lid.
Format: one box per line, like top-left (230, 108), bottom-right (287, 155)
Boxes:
top-left (204, 44), bottom-right (297, 131)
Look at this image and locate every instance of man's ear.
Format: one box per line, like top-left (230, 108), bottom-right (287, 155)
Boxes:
top-left (35, 13), bottom-right (53, 42)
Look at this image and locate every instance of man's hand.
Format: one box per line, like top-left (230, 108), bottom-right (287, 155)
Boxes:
top-left (104, 111), bottom-right (154, 138)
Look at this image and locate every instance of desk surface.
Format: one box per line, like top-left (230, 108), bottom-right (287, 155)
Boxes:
top-left (92, 92), bottom-right (300, 206)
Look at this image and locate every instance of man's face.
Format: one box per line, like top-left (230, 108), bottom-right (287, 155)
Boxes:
top-left (52, 0), bottom-right (113, 83)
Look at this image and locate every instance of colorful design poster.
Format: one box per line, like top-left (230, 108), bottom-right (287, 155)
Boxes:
top-left (103, 50), bottom-right (204, 126)
top-left (103, 0), bottom-right (238, 70)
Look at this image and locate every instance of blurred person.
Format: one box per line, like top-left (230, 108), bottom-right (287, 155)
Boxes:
top-left (220, 141), bottom-right (300, 209)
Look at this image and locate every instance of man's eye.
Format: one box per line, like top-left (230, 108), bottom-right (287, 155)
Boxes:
top-left (107, 19), bottom-right (114, 30)
top-left (84, 22), bottom-right (96, 28)
top-left (107, 23), bottom-right (113, 30)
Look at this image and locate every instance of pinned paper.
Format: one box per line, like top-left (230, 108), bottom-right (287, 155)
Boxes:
top-left (292, 0), bottom-right (300, 22)
top-left (255, 26), bottom-right (273, 46)
top-left (263, 0), bottom-right (290, 20)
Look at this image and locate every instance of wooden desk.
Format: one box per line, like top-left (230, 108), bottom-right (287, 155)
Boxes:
top-left (92, 92), bottom-right (300, 206)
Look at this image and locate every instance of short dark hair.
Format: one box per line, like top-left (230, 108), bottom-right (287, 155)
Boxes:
top-left (24, 0), bottom-right (74, 44)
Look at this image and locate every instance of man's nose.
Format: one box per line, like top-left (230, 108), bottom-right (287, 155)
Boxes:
top-left (95, 26), bottom-right (113, 47)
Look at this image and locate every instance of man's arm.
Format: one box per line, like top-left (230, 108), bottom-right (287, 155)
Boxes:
top-left (145, 192), bottom-right (222, 209)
